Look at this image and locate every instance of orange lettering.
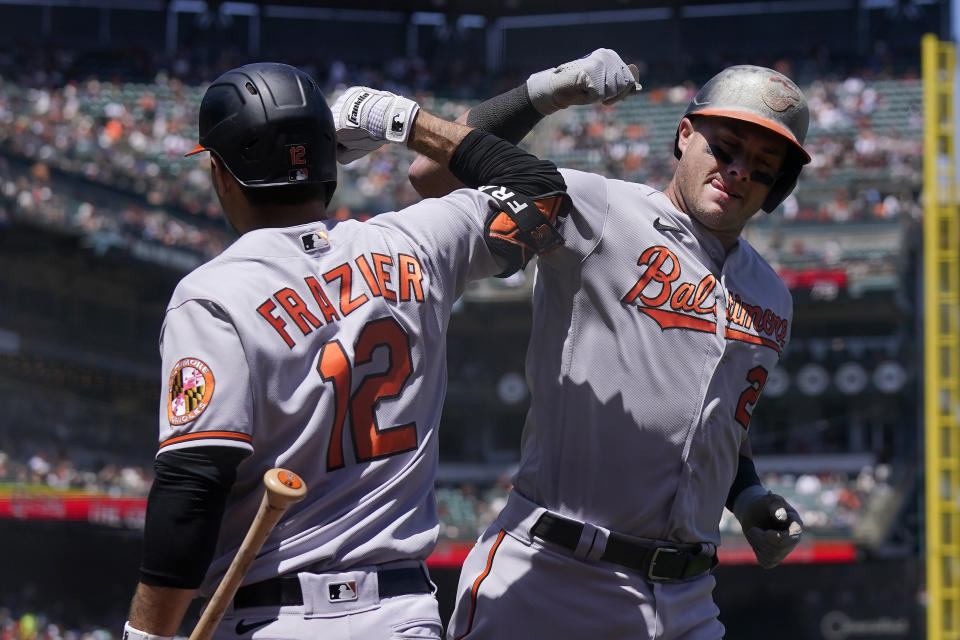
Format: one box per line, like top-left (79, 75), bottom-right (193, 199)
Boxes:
top-left (257, 299), bottom-right (294, 348)
top-left (275, 287), bottom-right (322, 336)
top-left (373, 253), bottom-right (396, 301)
top-left (692, 275), bottom-right (717, 315)
top-left (622, 246), bottom-right (679, 307)
top-left (323, 263), bottom-right (368, 316)
top-left (355, 255), bottom-right (382, 297)
top-left (671, 282), bottom-right (696, 312)
top-left (398, 254), bottom-right (424, 302)
top-left (304, 276), bottom-right (340, 323)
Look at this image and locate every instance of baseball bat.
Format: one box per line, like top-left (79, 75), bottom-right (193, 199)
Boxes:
top-left (188, 468), bottom-right (307, 640)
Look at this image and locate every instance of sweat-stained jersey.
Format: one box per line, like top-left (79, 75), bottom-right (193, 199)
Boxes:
top-left (513, 168), bottom-right (793, 545)
top-left (156, 189), bottom-right (500, 595)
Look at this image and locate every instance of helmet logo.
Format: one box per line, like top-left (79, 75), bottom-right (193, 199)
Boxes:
top-left (762, 76), bottom-right (801, 112)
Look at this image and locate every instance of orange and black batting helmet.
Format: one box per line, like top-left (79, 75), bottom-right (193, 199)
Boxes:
top-left (186, 62), bottom-right (338, 204)
top-left (674, 65), bottom-right (811, 213)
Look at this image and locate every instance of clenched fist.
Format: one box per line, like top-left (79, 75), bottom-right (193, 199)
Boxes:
top-left (526, 48), bottom-right (642, 115)
top-left (735, 489), bottom-right (803, 569)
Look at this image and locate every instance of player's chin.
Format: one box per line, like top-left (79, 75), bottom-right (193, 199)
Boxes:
top-left (700, 198), bottom-right (737, 220)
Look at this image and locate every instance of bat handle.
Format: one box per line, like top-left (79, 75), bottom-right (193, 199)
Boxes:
top-left (188, 468), bottom-right (307, 640)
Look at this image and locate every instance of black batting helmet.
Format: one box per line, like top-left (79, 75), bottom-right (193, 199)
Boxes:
top-left (186, 62), bottom-right (337, 204)
top-left (673, 65), bottom-right (811, 213)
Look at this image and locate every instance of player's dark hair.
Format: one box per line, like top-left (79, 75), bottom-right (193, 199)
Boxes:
top-left (240, 182), bottom-right (334, 208)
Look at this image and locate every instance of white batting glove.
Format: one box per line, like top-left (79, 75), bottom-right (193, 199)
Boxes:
top-left (331, 86), bottom-right (420, 164)
top-left (734, 487), bottom-right (803, 569)
top-left (526, 48), bottom-right (642, 116)
top-left (122, 622), bottom-right (173, 640)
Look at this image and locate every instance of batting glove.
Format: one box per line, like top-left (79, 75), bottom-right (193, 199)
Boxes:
top-left (734, 487), bottom-right (803, 569)
top-left (331, 86), bottom-right (420, 164)
top-left (526, 48), bottom-right (642, 116)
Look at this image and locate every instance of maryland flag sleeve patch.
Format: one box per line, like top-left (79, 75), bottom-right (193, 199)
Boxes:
top-left (167, 357), bottom-right (216, 426)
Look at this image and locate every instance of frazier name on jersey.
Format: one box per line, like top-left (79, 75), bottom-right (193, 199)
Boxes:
top-left (256, 251), bottom-right (425, 348)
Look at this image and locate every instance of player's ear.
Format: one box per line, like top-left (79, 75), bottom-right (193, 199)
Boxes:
top-left (676, 117), bottom-right (696, 157)
top-left (209, 155), bottom-right (236, 198)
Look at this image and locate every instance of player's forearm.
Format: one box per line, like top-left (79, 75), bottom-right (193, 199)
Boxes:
top-left (409, 85), bottom-right (542, 198)
top-left (128, 583), bottom-right (196, 636)
top-left (406, 110), bottom-right (474, 169)
top-left (408, 111), bottom-right (471, 198)
top-left (725, 454), bottom-right (764, 512)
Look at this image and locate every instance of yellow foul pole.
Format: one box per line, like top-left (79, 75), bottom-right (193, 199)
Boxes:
top-left (924, 32), bottom-right (960, 640)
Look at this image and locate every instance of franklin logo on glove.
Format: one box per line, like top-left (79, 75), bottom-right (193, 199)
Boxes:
top-left (347, 91), bottom-right (372, 126)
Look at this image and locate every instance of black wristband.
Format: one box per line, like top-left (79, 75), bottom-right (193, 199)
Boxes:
top-left (465, 84), bottom-right (544, 145)
top-left (726, 455), bottom-right (762, 512)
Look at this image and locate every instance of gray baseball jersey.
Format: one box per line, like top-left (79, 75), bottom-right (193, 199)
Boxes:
top-left (156, 189), bottom-right (499, 595)
top-left (514, 168), bottom-right (792, 545)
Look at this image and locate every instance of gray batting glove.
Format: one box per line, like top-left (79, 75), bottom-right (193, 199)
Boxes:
top-left (734, 487), bottom-right (803, 569)
top-left (331, 86), bottom-right (420, 164)
top-left (526, 48), bottom-right (642, 116)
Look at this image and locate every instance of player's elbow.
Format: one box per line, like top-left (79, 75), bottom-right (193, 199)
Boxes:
top-left (409, 154), bottom-right (464, 199)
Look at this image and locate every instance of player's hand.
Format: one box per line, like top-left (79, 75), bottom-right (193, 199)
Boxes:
top-left (526, 48), bottom-right (642, 115)
top-left (735, 490), bottom-right (803, 569)
top-left (331, 86), bottom-right (420, 164)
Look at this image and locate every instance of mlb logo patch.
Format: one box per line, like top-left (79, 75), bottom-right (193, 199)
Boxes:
top-left (391, 110), bottom-right (406, 134)
top-left (328, 581), bottom-right (358, 602)
top-left (288, 167), bottom-right (309, 182)
top-left (300, 229), bottom-right (330, 252)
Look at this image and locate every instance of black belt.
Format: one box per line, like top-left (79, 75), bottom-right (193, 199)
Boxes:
top-left (233, 566), bottom-right (432, 609)
top-left (531, 513), bottom-right (717, 582)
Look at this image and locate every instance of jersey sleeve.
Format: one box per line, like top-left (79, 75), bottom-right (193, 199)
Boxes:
top-left (550, 168), bottom-right (610, 262)
top-left (370, 188), bottom-right (502, 302)
top-left (157, 298), bottom-right (254, 456)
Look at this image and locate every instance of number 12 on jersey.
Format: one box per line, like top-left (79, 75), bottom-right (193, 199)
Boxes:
top-left (316, 316), bottom-right (418, 471)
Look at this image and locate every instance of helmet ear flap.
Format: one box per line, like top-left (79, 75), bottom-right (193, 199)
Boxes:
top-left (761, 174), bottom-right (797, 213)
top-left (761, 150), bottom-right (804, 213)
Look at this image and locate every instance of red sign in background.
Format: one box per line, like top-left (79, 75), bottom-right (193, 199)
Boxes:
top-left (0, 489), bottom-right (856, 567)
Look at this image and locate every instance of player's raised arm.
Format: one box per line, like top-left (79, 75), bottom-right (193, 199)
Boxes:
top-left (407, 48), bottom-right (641, 198)
top-left (331, 86), bottom-right (571, 277)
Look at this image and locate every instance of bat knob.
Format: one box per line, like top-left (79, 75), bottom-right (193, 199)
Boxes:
top-left (263, 468), bottom-right (308, 508)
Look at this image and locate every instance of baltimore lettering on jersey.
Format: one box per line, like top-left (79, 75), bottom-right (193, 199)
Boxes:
top-left (621, 245), bottom-right (788, 354)
top-left (257, 251), bottom-right (425, 348)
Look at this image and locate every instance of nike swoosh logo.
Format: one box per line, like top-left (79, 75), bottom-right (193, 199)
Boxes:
top-left (235, 618), bottom-right (276, 635)
top-left (653, 217), bottom-right (682, 233)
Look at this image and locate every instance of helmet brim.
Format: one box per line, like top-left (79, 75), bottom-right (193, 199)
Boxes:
top-left (184, 143), bottom-right (208, 157)
top-left (691, 108), bottom-right (811, 164)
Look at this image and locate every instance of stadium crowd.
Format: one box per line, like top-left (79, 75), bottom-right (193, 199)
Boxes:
top-left (0, 609), bottom-right (117, 640)
top-left (0, 49), bottom-right (923, 269)
top-left (0, 437), bottom-right (892, 545)
top-left (0, 449), bottom-right (150, 497)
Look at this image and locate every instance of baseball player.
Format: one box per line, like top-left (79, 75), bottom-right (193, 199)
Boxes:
top-left (122, 62), bottom-right (578, 640)
top-left (407, 50), bottom-right (808, 639)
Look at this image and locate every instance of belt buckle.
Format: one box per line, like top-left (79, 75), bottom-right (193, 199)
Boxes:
top-left (647, 547), bottom-right (679, 581)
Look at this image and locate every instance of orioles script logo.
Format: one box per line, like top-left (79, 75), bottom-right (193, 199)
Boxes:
top-left (622, 246), bottom-right (718, 332)
top-left (621, 246), bottom-right (788, 353)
